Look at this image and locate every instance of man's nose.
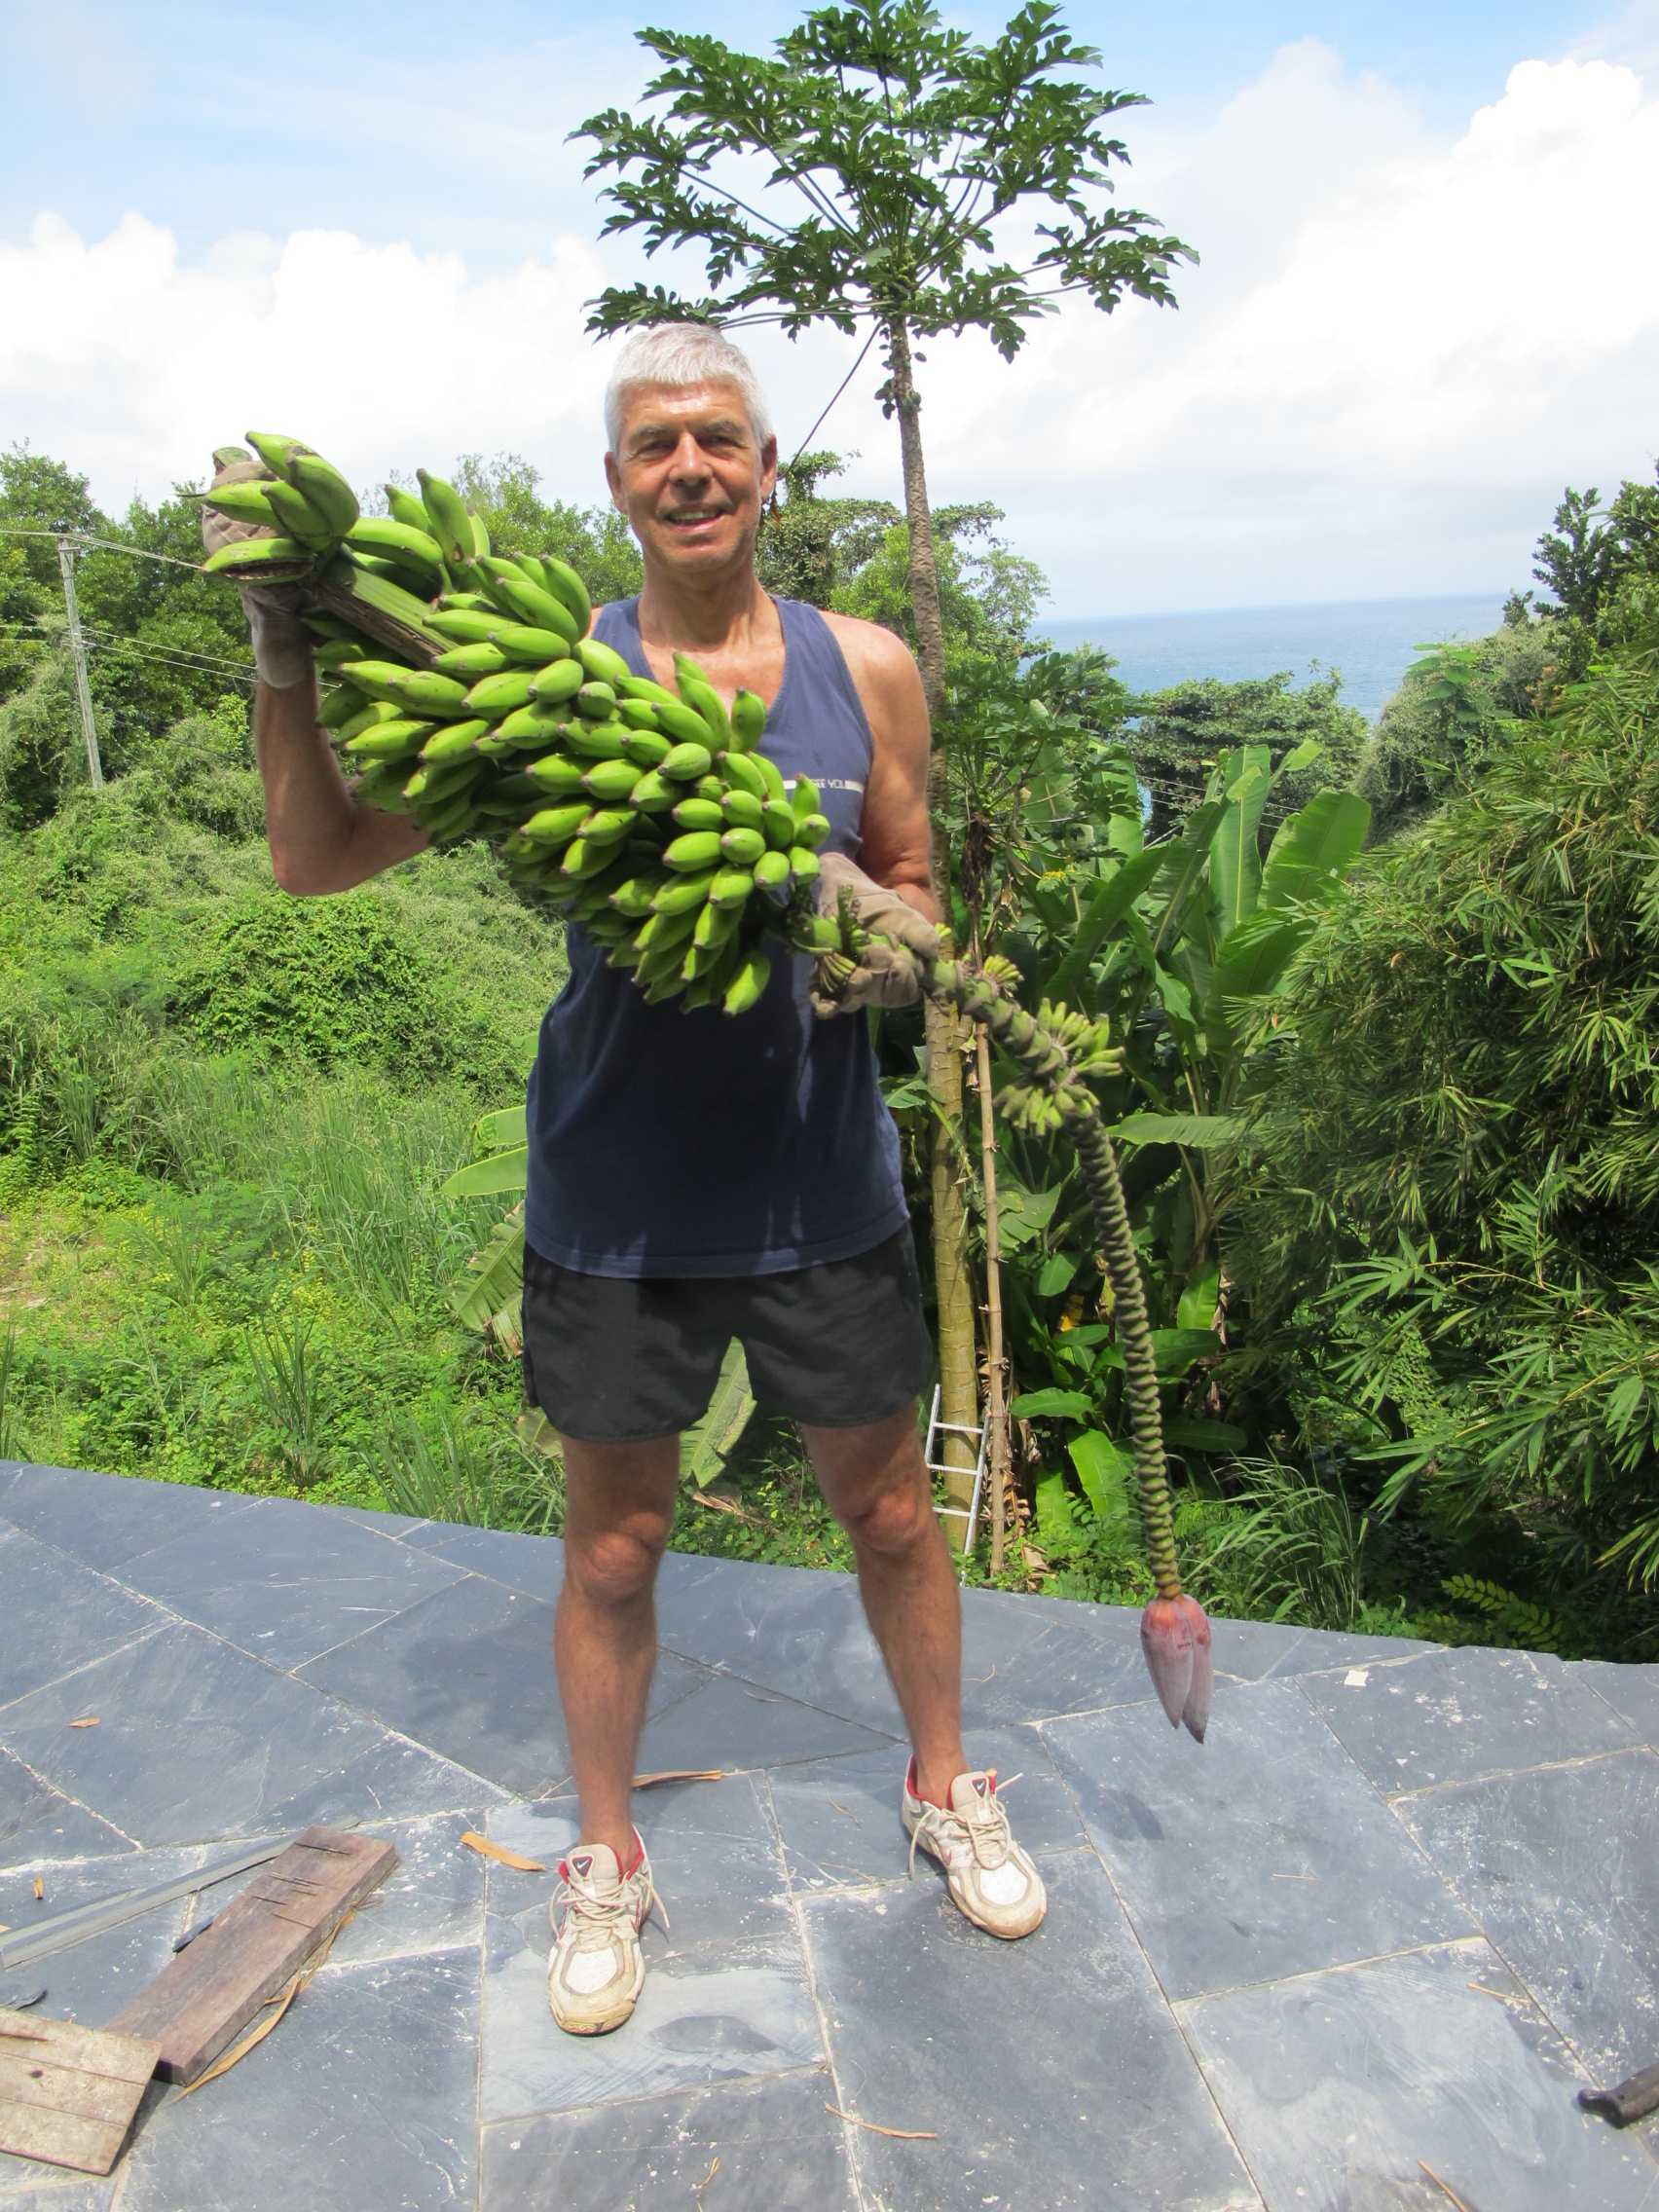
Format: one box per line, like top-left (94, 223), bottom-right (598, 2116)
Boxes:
top-left (666, 433), bottom-right (710, 484)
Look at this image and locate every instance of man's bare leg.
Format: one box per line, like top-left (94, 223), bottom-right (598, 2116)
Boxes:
top-left (802, 1406), bottom-right (968, 1805)
top-left (554, 1434), bottom-right (681, 1862)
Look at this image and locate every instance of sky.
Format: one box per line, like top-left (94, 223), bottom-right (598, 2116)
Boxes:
top-left (3, 0), bottom-right (1657, 615)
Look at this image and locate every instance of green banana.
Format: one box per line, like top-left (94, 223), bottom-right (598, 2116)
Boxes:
top-left (421, 719), bottom-right (490, 762)
top-left (539, 556), bottom-right (593, 633)
top-left (387, 486), bottom-right (433, 534)
top-left (529, 660), bottom-right (585, 705)
top-left (565, 720), bottom-right (629, 761)
top-left (660, 741), bottom-right (713, 784)
top-left (434, 643), bottom-right (509, 679)
top-left (722, 949), bottom-right (772, 1016)
top-left (333, 698), bottom-right (402, 743)
top-left (571, 682), bottom-right (616, 721)
top-left (628, 770), bottom-right (678, 814)
top-left (479, 567), bottom-right (579, 641)
top-left (490, 624), bottom-right (575, 667)
top-left (671, 796), bottom-right (725, 833)
top-left (318, 683), bottom-right (363, 729)
top-left (345, 719), bottom-right (433, 759)
top-left (416, 469), bottom-right (477, 570)
top-left (561, 836), bottom-right (622, 880)
top-left (729, 687), bottom-right (766, 751)
top-left (708, 866), bottom-right (756, 911)
top-left (752, 753), bottom-right (789, 806)
top-left (469, 510), bottom-right (492, 560)
top-left (621, 728), bottom-right (672, 769)
top-left (789, 846), bottom-right (822, 886)
top-left (673, 652), bottom-right (731, 745)
top-left (498, 704), bottom-right (574, 744)
top-left (753, 849), bottom-right (792, 894)
top-left (464, 670), bottom-right (538, 717)
top-left (580, 807), bottom-right (635, 845)
top-left (720, 789), bottom-right (764, 831)
top-left (693, 899), bottom-right (741, 949)
top-left (653, 696), bottom-right (719, 749)
top-left (315, 637), bottom-right (367, 672)
top-left (794, 812), bottom-right (831, 849)
top-left (582, 759), bottom-right (641, 804)
top-left (284, 450), bottom-right (360, 537)
top-left (792, 773), bottom-right (822, 820)
top-left (664, 830), bottom-right (723, 874)
top-left (349, 516), bottom-right (446, 572)
top-left (636, 906), bottom-right (699, 953)
top-left (342, 662), bottom-right (472, 718)
top-left (201, 479), bottom-right (283, 526)
top-left (244, 431), bottom-right (306, 479)
top-left (760, 800), bottom-right (796, 851)
top-left (615, 675), bottom-right (682, 711)
top-left (525, 754), bottom-right (587, 795)
top-left (574, 636), bottom-right (632, 687)
top-left (201, 535), bottom-right (309, 580)
top-left (404, 754), bottom-right (485, 803)
top-left (521, 802), bottom-right (590, 845)
top-left (649, 870), bottom-right (719, 919)
top-left (719, 826), bottom-right (766, 868)
top-left (719, 751), bottom-right (769, 802)
top-left (427, 608), bottom-right (500, 644)
top-left (608, 877), bottom-right (658, 920)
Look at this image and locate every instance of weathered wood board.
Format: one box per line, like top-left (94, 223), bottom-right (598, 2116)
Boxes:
top-left (0, 2010), bottom-right (160, 2175)
top-left (108, 1826), bottom-right (396, 2085)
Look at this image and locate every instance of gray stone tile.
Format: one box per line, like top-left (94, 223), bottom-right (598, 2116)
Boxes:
top-left (325, 1810), bottom-right (489, 1969)
top-left (118, 1948), bottom-right (478, 2211)
top-left (0, 1747), bottom-right (135, 1861)
top-left (481, 2067), bottom-right (856, 2211)
top-left (803, 1850), bottom-right (1262, 2209)
top-left (767, 1724), bottom-right (1087, 1895)
top-left (114, 1497), bottom-right (470, 1671)
top-left (0, 1530), bottom-right (164, 1710)
top-left (298, 1572), bottom-right (704, 1798)
top-left (1398, 1748), bottom-right (1659, 2082)
top-left (1302, 1645), bottom-right (1638, 1796)
top-left (633, 1670), bottom-right (900, 1776)
top-left (964, 1584), bottom-right (1146, 1645)
top-left (0, 1621), bottom-right (387, 1847)
top-left (326, 1504), bottom-right (433, 1540)
top-left (1045, 1680), bottom-right (1475, 2000)
top-left (480, 1783), bottom-right (822, 2120)
top-left (1572, 1658), bottom-right (1659, 1746)
top-left (0, 1845), bottom-right (209, 2030)
top-left (1181, 1937), bottom-right (1659, 2211)
top-left (657, 1555), bottom-right (1151, 1733)
top-left (254, 1727), bottom-right (511, 1833)
top-left (1212, 1616), bottom-right (1442, 1683)
top-left (0, 1459), bottom-right (19, 1505)
top-left (0, 2183), bottom-right (113, 2209)
top-left (404, 1521), bottom-right (566, 1602)
top-left (0, 1465), bottom-right (257, 1572)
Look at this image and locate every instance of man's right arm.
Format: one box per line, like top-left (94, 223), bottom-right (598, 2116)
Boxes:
top-left (258, 675), bottom-right (430, 895)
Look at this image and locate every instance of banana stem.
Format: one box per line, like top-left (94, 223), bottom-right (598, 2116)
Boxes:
top-left (911, 950), bottom-right (1185, 1603)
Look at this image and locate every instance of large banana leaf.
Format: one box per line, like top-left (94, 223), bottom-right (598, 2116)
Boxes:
top-left (1259, 791), bottom-right (1370, 912)
top-left (1107, 1112), bottom-right (1243, 1150)
top-left (448, 1204), bottom-right (526, 1351)
top-left (1043, 846), bottom-right (1164, 1004)
top-left (1148, 797), bottom-right (1228, 958)
top-left (1207, 745), bottom-right (1271, 940)
top-left (682, 1339), bottom-right (756, 1490)
top-left (441, 1144), bottom-right (530, 1199)
top-left (472, 1105), bottom-right (528, 1152)
top-left (1208, 909), bottom-right (1305, 1015)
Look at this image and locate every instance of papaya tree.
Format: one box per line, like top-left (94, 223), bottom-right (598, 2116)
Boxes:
top-left (576, 0), bottom-right (1192, 1531)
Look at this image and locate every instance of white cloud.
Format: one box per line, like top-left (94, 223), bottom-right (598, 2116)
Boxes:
top-left (2, 42), bottom-right (1656, 616)
top-left (902, 45), bottom-right (1659, 609)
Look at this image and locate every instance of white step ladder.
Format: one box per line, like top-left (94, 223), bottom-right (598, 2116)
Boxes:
top-left (923, 1384), bottom-right (988, 1565)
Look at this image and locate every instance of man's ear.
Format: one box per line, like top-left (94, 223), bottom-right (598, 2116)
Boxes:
top-left (757, 434), bottom-right (779, 507)
top-left (604, 450), bottom-right (626, 515)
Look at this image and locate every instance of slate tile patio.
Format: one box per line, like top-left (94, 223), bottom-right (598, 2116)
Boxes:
top-left (1, 1460), bottom-right (1655, 2209)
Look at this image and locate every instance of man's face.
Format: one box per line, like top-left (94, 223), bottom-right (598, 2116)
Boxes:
top-left (606, 380), bottom-right (777, 579)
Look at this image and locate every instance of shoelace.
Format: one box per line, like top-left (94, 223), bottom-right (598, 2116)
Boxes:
top-left (554, 1856), bottom-right (672, 1948)
top-left (906, 1773), bottom-right (1024, 1882)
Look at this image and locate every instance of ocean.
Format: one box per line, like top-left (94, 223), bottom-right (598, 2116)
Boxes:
top-left (1038, 591), bottom-right (1509, 726)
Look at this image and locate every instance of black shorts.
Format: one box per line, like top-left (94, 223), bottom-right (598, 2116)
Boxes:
top-left (520, 1227), bottom-right (934, 1444)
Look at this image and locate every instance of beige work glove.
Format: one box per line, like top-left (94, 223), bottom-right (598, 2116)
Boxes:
top-left (810, 852), bottom-right (942, 1018)
top-left (200, 457), bottom-right (313, 690)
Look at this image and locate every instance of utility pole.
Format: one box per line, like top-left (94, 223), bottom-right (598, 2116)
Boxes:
top-left (55, 535), bottom-right (104, 790)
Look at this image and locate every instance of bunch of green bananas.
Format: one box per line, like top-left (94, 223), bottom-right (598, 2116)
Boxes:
top-left (204, 439), bottom-right (837, 1016)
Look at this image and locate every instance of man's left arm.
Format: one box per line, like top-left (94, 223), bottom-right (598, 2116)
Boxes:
top-left (827, 614), bottom-right (940, 928)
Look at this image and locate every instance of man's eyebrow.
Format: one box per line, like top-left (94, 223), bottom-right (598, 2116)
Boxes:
top-left (627, 416), bottom-right (750, 445)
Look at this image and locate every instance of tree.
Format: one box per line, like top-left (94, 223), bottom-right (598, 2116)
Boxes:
top-left (1125, 670), bottom-right (1367, 842)
top-left (577, 0), bottom-right (1191, 1532)
top-left (756, 449), bottom-right (898, 608)
top-left (446, 454), bottom-right (645, 608)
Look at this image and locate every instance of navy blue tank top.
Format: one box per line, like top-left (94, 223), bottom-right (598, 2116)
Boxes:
top-left (523, 596), bottom-right (909, 1277)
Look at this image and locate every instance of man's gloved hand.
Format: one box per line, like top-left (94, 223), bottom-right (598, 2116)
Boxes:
top-left (810, 852), bottom-right (942, 1018)
top-left (201, 457), bottom-right (313, 690)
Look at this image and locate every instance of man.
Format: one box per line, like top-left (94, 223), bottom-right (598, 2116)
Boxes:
top-left (213, 322), bottom-right (1045, 2043)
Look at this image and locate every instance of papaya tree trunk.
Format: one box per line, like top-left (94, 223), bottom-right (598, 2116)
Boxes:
top-left (974, 1018), bottom-right (1011, 1575)
top-left (886, 315), bottom-right (978, 1545)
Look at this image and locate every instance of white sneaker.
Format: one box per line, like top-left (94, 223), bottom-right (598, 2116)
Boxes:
top-left (547, 1831), bottom-right (668, 2035)
top-left (901, 1760), bottom-right (1047, 1939)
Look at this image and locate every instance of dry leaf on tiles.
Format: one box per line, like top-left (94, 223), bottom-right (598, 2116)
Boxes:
top-left (69, 1716), bottom-right (100, 1729)
top-left (632, 1769), bottom-right (727, 1788)
top-left (459, 1831), bottom-right (546, 1872)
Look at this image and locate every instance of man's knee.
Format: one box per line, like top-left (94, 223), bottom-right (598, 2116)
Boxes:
top-left (834, 1472), bottom-right (936, 1557)
top-left (566, 1519), bottom-right (670, 1605)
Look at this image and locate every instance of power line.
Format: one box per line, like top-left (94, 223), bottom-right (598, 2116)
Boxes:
top-left (0, 524), bottom-right (205, 573)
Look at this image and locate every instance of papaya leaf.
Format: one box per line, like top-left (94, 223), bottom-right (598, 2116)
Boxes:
top-left (1177, 1263), bottom-right (1222, 1332)
top-left (998, 1181), bottom-right (1061, 1252)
